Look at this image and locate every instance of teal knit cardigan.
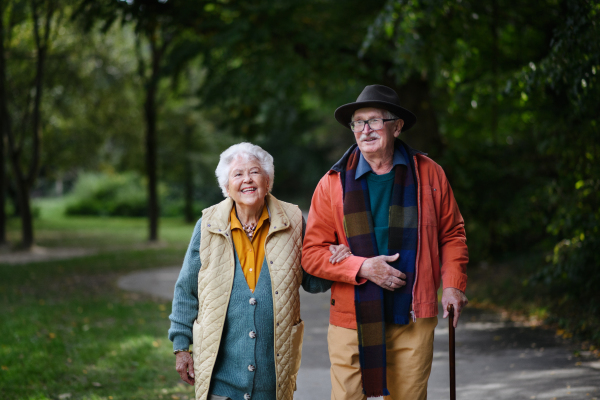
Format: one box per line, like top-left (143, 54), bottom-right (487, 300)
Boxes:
top-left (168, 217), bottom-right (331, 352)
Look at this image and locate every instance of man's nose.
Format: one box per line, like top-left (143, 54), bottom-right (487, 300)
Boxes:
top-left (362, 122), bottom-right (372, 133)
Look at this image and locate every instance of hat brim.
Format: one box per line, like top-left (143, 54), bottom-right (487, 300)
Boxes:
top-left (334, 100), bottom-right (417, 132)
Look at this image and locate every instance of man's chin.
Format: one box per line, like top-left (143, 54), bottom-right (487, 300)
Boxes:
top-left (359, 143), bottom-right (381, 153)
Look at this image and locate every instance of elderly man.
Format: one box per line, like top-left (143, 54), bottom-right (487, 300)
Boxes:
top-left (302, 84), bottom-right (468, 399)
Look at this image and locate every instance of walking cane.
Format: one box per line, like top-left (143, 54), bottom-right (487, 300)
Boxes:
top-left (448, 304), bottom-right (456, 400)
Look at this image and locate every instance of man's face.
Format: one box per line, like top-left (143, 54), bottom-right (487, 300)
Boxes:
top-left (352, 108), bottom-right (403, 157)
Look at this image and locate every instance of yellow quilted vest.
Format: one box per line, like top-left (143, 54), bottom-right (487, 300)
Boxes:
top-left (192, 194), bottom-right (304, 400)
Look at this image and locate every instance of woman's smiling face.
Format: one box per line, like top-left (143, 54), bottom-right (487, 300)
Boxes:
top-left (226, 156), bottom-right (269, 209)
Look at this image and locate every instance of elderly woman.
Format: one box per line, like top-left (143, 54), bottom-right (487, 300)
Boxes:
top-left (168, 142), bottom-right (332, 400)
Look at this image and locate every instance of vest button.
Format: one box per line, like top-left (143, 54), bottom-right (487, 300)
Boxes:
top-left (244, 394), bottom-right (251, 400)
top-left (249, 331), bottom-right (256, 338)
top-left (248, 364), bottom-right (256, 372)
top-left (249, 298), bottom-right (257, 305)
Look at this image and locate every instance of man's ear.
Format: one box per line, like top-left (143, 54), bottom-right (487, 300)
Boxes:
top-left (394, 119), bottom-right (405, 137)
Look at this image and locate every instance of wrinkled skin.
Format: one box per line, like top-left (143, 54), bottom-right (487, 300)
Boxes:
top-left (331, 244), bottom-right (468, 326)
top-left (175, 351), bottom-right (195, 385)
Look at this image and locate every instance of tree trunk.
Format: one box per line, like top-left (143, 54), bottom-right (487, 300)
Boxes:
top-left (14, 180), bottom-right (33, 248)
top-left (183, 122), bottom-right (194, 223)
top-left (0, 2), bottom-right (9, 246)
top-left (386, 76), bottom-right (444, 159)
top-left (490, 0), bottom-right (499, 145)
top-left (2, 0), bottom-right (53, 249)
top-left (144, 87), bottom-right (159, 242)
top-left (144, 36), bottom-right (161, 242)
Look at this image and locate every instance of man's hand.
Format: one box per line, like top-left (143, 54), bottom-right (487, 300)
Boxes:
top-left (441, 287), bottom-right (468, 328)
top-left (329, 244), bottom-right (352, 264)
top-left (357, 254), bottom-right (406, 291)
top-left (175, 351), bottom-right (195, 385)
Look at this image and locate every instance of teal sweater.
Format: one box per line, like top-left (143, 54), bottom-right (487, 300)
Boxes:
top-left (211, 251), bottom-right (275, 399)
top-left (168, 218), bottom-right (331, 397)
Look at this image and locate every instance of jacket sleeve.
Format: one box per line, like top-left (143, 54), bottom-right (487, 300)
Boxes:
top-left (302, 174), bottom-right (367, 284)
top-left (437, 166), bottom-right (468, 292)
top-left (300, 215), bottom-right (333, 293)
top-left (167, 218), bottom-right (203, 351)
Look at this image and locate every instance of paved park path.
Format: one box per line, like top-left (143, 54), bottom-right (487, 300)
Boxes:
top-left (118, 266), bottom-right (600, 400)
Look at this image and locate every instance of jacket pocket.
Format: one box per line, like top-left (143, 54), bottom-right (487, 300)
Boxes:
top-left (420, 185), bottom-right (438, 226)
top-left (192, 319), bottom-right (203, 360)
top-left (290, 319), bottom-right (305, 391)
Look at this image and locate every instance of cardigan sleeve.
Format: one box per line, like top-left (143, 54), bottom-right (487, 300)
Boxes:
top-left (168, 218), bottom-right (203, 351)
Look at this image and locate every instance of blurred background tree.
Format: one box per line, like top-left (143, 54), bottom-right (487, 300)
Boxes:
top-left (1, 0), bottom-right (598, 340)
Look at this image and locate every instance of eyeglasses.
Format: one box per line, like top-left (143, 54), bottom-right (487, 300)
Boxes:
top-left (349, 118), bottom-right (399, 133)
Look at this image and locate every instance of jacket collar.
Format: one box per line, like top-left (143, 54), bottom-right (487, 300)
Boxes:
top-left (204, 193), bottom-right (291, 235)
top-left (329, 139), bottom-right (426, 174)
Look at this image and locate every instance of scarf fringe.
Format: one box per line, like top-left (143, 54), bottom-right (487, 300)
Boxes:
top-left (364, 388), bottom-right (391, 398)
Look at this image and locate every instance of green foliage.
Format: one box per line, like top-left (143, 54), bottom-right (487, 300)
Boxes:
top-left (521, 0), bottom-right (600, 341)
top-left (356, 0), bottom-right (600, 342)
top-left (65, 173), bottom-right (148, 217)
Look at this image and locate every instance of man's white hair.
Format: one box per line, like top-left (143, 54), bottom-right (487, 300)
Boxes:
top-left (351, 108), bottom-right (399, 120)
top-left (215, 142), bottom-right (275, 198)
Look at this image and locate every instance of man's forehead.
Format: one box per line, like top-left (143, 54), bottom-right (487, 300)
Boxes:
top-left (352, 107), bottom-right (385, 120)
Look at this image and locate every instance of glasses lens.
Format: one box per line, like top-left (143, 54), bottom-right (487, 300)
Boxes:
top-left (351, 121), bottom-right (365, 132)
top-left (368, 119), bottom-right (383, 130)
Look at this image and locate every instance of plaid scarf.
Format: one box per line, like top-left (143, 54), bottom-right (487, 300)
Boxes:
top-left (342, 143), bottom-right (418, 397)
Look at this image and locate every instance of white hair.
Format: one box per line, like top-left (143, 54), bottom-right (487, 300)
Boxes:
top-left (351, 108), bottom-right (399, 120)
top-left (215, 142), bottom-right (275, 198)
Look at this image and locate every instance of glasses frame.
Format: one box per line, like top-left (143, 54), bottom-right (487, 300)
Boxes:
top-left (349, 118), bottom-right (399, 133)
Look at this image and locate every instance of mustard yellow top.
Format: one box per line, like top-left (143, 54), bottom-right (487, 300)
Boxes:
top-left (230, 205), bottom-right (270, 292)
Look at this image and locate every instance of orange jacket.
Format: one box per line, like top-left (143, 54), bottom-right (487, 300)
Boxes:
top-left (302, 142), bottom-right (468, 329)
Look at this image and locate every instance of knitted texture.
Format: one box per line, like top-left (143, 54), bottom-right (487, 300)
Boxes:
top-left (194, 194), bottom-right (306, 400)
top-left (210, 254), bottom-right (276, 400)
top-left (342, 144), bottom-right (418, 397)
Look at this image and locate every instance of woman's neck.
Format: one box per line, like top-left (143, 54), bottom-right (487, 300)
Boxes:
top-left (235, 201), bottom-right (265, 225)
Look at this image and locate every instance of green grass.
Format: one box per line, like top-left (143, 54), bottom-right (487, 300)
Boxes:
top-left (4, 197), bottom-right (194, 249)
top-left (0, 198), bottom-right (198, 400)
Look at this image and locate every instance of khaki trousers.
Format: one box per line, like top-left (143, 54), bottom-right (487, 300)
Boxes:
top-left (328, 317), bottom-right (437, 400)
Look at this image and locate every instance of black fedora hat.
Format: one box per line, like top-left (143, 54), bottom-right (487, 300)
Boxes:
top-left (334, 84), bottom-right (417, 131)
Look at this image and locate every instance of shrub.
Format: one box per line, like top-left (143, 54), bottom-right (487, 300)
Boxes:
top-left (66, 172), bottom-right (148, 217)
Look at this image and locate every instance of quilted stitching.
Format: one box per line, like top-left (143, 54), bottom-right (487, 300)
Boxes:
top-left (192, 195), bottom-right (303, 400)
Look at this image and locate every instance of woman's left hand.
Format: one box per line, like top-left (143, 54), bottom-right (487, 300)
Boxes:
top-left (329, 244), bottom-right (352, 264)
top-left (175, 352), bottom-right (195, 385)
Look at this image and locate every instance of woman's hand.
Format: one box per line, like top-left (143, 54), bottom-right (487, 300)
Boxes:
top-left (175, 352), bottom-right (195, 385)
top-left (329, 244), bottom-right (352, 264)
